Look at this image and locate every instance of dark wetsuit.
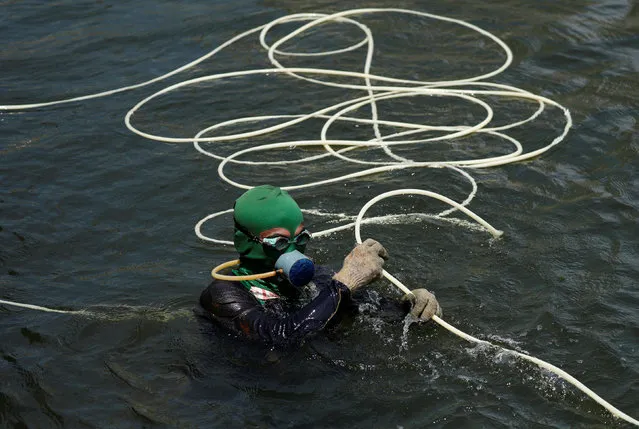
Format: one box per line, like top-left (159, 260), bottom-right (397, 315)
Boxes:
top-left (199, 264), bottom-right (352, 346)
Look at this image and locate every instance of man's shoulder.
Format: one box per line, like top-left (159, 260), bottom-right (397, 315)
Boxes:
top-left (203, 278), bottom-right (255, 303)
top-left (199, 278), bottom-right (261, 318)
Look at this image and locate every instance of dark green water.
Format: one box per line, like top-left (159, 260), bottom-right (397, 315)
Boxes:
top-left (1, 1), bottom-right (638, 428)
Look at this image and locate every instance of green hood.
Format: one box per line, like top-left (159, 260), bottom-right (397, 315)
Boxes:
top-left (233, 185), bottom-right (303, 263)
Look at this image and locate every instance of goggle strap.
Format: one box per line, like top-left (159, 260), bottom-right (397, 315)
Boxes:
top-left (234, 220), bottom-right (261, 243)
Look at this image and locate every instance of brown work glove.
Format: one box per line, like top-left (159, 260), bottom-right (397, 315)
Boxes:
top-left (333, 238), bottom-right (388, 291)
top-left (401, 288), bottom-right (442, 321)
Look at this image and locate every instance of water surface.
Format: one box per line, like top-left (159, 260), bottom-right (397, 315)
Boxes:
top-left (1, 0), bottom-right (638, 427)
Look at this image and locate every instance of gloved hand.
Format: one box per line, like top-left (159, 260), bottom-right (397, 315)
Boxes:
top-left (333, 238), bottom-right (388, 291)
top-left (401, 288), bottom-right (442, 321)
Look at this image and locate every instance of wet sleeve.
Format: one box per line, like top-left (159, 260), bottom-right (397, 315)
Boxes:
top-left (238, 278), bottom-right (350, 346)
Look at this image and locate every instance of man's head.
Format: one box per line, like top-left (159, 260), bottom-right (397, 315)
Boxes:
top-left (233, 185), bottom-right (309, 265)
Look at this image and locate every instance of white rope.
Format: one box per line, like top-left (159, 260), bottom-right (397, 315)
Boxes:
top-left (352, 191), bottom-right (639, 426)
top-left (0, 299), bottom-right (88, 315)
top-left (1, 8), bottom-right (636, 426)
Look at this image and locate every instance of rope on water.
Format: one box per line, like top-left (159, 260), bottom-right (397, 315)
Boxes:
top-left (353, 190), bottom-right (639, 427)
top-left (0, 299), bottom-right (88, 315)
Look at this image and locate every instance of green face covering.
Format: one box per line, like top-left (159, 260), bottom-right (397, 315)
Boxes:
top-left (233, 185), bottom-right (303, 263)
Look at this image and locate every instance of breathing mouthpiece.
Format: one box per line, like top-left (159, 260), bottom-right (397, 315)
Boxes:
top-left (274, 250), bottom-right (315, 288)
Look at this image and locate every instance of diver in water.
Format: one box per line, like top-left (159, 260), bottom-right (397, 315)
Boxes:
top-left (199, 185), bottom-right (441, 346)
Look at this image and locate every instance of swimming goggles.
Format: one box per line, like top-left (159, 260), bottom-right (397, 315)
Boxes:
top-left (235, 222), bottom-right (312, 252)
top-left (261, 229), bottom-right (312, 252)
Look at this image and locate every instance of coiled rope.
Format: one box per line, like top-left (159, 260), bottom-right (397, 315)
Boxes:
top-left (1, 8), bottom-right (636, 426)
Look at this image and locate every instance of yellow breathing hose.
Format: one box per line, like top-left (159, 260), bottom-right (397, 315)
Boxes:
top-left (211, 259), bottom-right (282, 281)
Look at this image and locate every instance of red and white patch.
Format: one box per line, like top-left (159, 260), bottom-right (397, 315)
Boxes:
top-left (250, 286), bottom-right (280, 301)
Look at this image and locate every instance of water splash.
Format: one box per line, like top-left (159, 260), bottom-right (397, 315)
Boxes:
top-left (399, 313), bottom-right (418, 353)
